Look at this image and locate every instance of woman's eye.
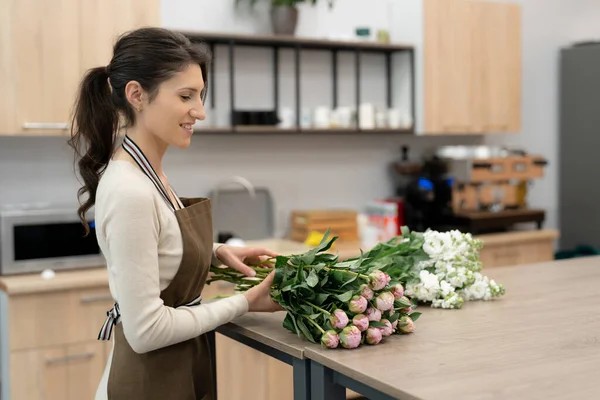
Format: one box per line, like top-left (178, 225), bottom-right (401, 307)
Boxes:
top-left (180, 95), bottom-right (191, 101)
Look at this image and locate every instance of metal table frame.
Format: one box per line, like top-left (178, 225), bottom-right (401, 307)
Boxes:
top-left (208, 326), bottom-right (403, 400)
top-left (207, 329), bottom-right (311, 400)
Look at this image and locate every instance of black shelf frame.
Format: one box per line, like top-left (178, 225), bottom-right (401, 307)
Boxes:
top-left (181, 31), bottom-right (415, 135)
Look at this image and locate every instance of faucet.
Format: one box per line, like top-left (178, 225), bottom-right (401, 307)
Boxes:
top-left (210, 175), bottom-right (257, 241)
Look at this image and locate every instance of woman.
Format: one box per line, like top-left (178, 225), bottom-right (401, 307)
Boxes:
top-left (68, 27), bottom-right (282, 400)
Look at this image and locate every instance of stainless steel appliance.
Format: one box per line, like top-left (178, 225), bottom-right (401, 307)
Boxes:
top-left (0, 204), bottom-right (105, 276)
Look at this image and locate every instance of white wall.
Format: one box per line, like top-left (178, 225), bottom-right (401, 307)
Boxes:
top-left (2, 0), bottom-right (600, 238)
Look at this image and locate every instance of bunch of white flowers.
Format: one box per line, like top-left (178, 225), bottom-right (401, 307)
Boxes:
top-left (405, 229), bottom-right (505, 309)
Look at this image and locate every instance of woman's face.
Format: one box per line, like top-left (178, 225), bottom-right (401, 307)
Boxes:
top-left (138, 63), bottom-right (206, 149)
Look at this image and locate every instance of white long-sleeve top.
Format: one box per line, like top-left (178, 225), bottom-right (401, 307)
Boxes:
top-left (93, 159), bottom-right (248, 399)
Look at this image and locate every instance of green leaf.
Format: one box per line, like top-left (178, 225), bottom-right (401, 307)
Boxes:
top-left (297, 318), bottom-right (317, 343)
top-left (339, 272), bottom-right (358, 288)
top-left (395, 297), bottom-right (412, 308)
top-left (369, 321), bottom-right (387, 328)
top-left (336, 290), bottom-right (354, 302)
top-left (320, 275), bottom-right (329, 286)
top-left (306, 269), bottom-right (319, 287)
top-left (388, 313), bottom-right (400, 323)
top-left (401, 226), bottom-right (410, 236)
top-left (283, 313), bottom-right (297, 334)
top-left (409, 312), bottom-right (422, 322)
top-left (315, 293), bottom-right (330, 305)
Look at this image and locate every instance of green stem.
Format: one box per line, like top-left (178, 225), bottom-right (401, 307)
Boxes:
top-left (303, 315), bottom-right (325, 334)
top-left (303, 300), bottom-right (330, 316)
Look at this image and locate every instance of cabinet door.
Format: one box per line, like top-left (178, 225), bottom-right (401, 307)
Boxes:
top-left (474, 1), bottom-right (522, 132)
top-left (424, 0), bottom-right (476, 134)
top-left (67, 341), bottom-right (107, 400)
top-left (5, 0), bottom-right (81, 135)
top-left (10, 347), bottom-right (69, 400)
top-left (80, 0), bottom-right (161, 71)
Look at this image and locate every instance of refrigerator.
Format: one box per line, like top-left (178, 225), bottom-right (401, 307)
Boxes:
top-left (559, 42), bottom-right (600, 251)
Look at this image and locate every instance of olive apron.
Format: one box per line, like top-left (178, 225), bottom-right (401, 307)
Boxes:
top-left (98, 135), bottom-right (216, 400)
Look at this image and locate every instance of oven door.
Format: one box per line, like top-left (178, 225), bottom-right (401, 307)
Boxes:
top-left (0, 208), bottom-right (105, 275)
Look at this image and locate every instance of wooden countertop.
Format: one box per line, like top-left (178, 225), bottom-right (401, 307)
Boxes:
top-left (0, 267), bottom-right (108, 295)
top-left (302, 255), bottom-right (600, 400)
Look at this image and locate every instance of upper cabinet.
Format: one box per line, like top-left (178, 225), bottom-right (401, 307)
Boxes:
top-left (0, 0), bottom-right (161, 136)
top-left (414, 0), bottom-right (522, 135)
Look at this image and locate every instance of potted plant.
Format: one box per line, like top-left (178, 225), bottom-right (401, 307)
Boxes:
top-left (235, 0), bottom-right (334, 36)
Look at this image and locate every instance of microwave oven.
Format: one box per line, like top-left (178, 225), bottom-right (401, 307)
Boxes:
top-left (0, 204), bottom-right (105, 276)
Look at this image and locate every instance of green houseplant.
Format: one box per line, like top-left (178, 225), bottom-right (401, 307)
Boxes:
top-left (235, 0), bottom-right (334, 36)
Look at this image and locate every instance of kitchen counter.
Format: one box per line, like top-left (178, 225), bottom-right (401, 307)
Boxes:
top-left (0, 228), bottom-right (559, 295)
top-left (221, 255), bottom-right (600, 399)
top-left (0, 267), bottom-right (108, 295)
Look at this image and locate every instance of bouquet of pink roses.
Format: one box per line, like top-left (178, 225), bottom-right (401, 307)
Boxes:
top-left (207, 230), bottom-right (421, 349)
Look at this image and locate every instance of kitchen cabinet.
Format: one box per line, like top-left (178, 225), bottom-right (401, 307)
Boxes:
top-left (0, 285), bottom-right (115, 400)
top-left (0, 0), bottom-right (160, 136)
top-left (398, 0), bottom-right (522, 134)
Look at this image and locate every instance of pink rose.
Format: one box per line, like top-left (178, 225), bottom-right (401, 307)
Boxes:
top-left (348, 295), bottom-right (368, 314)
top-left (339, 325), bottom-right (362, 349)
top-left (379, 319), bottom-right (394, 337)
top-left (352, 314), bottom-right (369, 332)
top-left (392, 283), bottom-right (405, 299)
top-left (366, 307), bottom-right (382, 322)
top-left (365, 327), bottom-right (382, 345)
top-left (329, 309), bottom-right (349, 330)
top-left (359, 284), bottom-right (374, 301)
top-left (375, 291), bottom-right (395, 311)
top-left (368, 270), bottom-right (390, 291)
top-left (398, 316), bottom-right (415, 334)
top-left (321, 330), bottom-right (339, 349)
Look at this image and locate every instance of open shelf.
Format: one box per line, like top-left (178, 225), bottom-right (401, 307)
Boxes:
top-left (180, 30), bottom-right (414, 53)
top-left (194, 126), bottom-right (414, 135)
top-left (180, 30), bottom-right (416, 135)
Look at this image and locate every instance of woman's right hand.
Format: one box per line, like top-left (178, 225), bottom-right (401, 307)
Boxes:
top-left (243, 271), bottom-right (284, 313)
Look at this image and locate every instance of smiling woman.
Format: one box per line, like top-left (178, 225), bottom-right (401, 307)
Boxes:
top-left (66, 27), bottom-right (282, 400)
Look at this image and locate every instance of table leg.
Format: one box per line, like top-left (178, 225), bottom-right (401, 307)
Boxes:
top-left (293, 358), bottom-right (311, 400)
top-left (310, 361), bottom-right (346, 400)
top-left (206, 330), bottom-right (217, 400)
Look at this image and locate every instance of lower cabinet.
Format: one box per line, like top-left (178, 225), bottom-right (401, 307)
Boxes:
top-left (10, 341), bottom-right (107, 400)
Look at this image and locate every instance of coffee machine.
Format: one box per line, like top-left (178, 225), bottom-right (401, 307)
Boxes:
top-left (391, 146), bottom-right (549, 234)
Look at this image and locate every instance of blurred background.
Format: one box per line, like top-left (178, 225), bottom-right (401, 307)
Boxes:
top-left (1, 0), bottom-right (600, 399)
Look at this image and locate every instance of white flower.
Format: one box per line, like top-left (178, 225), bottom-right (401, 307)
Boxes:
top-left (469, 281), bottom-right (488, 300)
top-left (440, 280), bottom-right (455, 297)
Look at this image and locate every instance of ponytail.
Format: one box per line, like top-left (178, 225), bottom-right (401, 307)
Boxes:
top-left (68, 66), bottom-right (118, 235)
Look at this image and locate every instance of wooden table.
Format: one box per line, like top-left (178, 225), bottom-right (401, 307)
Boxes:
top-left (210, 312), bottom-right (312, 400)
top-left (218, 256), bottom-right (600, 400)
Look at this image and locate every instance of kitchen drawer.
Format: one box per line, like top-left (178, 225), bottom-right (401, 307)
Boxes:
top-left (9, 287), bottom-right (114, 351)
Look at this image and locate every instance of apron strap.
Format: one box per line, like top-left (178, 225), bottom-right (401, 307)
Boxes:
top-left (122, 135), bottom-right (178, 212)
top-left (98, 295), bottom-right (203, 341)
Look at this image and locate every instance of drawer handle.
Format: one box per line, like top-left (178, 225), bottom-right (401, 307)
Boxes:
top-left (473, 162), bottom-right (492, 169)
top-left (22, 122), bottom-right (69, 130)
top-left (80, 294), bottom-right (113, 303)
top-left (46, 352), bottom-right (94, 364)
top-left (533, 159), bottom-right (548, 166)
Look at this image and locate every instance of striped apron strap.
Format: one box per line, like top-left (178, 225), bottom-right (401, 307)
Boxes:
top-left (121, 135), bottom-right (177, 212)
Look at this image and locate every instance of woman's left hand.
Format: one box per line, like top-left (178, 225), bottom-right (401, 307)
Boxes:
top-left (215, 245), bottom-right (278, 277)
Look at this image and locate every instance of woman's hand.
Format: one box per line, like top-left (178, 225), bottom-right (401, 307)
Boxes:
top-left (243, 271), bottom-right (285, 313)
top-left (215, 245), bottom-right (278, 277)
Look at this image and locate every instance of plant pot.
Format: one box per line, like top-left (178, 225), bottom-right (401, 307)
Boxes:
top-left (270, 5), bottom-right (298, 36)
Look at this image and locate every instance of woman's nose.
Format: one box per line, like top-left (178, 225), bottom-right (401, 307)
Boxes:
top-left (191, 106), bottom-right (206, 121)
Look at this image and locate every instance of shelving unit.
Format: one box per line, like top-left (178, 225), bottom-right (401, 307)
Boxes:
top-left (180, 30), bottom-right (415, 135)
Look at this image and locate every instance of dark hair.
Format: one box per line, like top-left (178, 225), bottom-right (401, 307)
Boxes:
top-left (68, 27), bottom-right (211, 234)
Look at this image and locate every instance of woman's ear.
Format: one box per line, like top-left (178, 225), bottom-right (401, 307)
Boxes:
top-left (125, 80), bottom-right (146, 112)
